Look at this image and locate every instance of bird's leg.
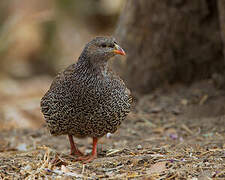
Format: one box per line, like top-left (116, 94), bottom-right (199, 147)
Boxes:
top-left (77, 137), bottom-right (98, 163)
top-left (68, 135), bottom-right (83, 156)
top-left (84, 137), bottom-right (98, 163)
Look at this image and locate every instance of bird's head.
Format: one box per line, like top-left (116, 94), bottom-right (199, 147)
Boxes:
top-left (81, 36), bottom-right (126, 65)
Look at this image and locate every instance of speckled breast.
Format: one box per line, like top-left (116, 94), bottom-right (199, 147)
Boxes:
top-left (67, 76), bottom-right (132, 137)
top-left (41, 70), bottom-right (132, 138)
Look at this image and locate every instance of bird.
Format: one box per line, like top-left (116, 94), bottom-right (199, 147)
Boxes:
top-left (40, 36), bottom-right (132, 163)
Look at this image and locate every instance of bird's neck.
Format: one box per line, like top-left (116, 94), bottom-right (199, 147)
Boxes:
top-left (97, 62), bottom-right (109, 77)
top-left (77, 54), bottom-right (109, 77)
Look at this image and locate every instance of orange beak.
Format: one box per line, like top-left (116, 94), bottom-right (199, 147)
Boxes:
top-left (113, 44), bottom-right (126, 56)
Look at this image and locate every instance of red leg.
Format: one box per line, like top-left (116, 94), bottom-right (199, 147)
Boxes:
top-left (68, 135), bottom-right (83, 156)
top-left (77, 137), bottom-right (98, 163)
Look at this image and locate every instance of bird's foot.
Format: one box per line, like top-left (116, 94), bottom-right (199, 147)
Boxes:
top-left (76, 154), bottom-right (97, 163)
top-left (75, 137), bottom-right (98, 163)
top-left (70, 150), bottom-right (84, 156)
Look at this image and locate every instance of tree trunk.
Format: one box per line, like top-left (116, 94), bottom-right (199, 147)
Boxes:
top-left (113, 0), bottom-right (224, 94)
top-left (218, 0), bottom-right (225, 58)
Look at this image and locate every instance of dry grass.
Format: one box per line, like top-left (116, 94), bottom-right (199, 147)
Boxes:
top-left (0, 139), bottom-right (224, 179)
top-left (0, 78), bottom-right (225, 179)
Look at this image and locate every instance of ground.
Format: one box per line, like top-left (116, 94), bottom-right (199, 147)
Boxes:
top-left (0, 77), bottom-right (224, 179)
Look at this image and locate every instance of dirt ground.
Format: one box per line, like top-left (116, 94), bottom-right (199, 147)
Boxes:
top-left (0, 77), bottom-right (224, 179)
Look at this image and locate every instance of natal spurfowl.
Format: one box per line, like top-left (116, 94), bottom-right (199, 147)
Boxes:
top-left (40, 37), bottom-right (132, 163)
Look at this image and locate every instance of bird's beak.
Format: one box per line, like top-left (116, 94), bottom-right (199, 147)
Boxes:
top-left (113, 44), bottom-right (126, 56)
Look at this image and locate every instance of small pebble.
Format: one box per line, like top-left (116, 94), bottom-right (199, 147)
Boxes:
top-left (169, 133), bottom-right (178, 140)
top-left (85, 149), bottom-right (92, 154)
top-left (16, 143), bottom-right (27, 151)
top-left (137, 145), bottom-right (142, 150)
top-left (24, 164), bottom-right (32, 171)
top-left (61, 165), bottom-right (70, 173)
top-left (106, 133), bottom-right (113, 138)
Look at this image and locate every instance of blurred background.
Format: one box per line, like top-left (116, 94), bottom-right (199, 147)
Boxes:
top-left (1, 0), bottom-right (225, 131)
top-left (0, 0), bottom-right (125, 130)
top-left (1, 1), bottom-right (225, 178)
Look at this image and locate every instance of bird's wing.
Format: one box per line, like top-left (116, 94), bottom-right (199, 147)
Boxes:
top-left (50, 63), bottom-right (76, 89)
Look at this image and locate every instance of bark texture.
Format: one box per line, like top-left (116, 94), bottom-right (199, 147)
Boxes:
top-left (113, 0), bottom-right (224, 94)
top-left (218, 0), bottom-right (225, 58)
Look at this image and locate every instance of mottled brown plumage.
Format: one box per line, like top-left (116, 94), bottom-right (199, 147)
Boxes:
top-left (40, 36), bottom-right (132, 162)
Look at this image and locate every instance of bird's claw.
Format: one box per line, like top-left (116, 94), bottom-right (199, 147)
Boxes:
top-left (76, 154), bottom-right (97, 163)
top-left (70, 150), bottom-right (84, 156)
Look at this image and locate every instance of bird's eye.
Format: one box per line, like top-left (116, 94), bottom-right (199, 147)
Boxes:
top-left (101, 44), bottom-right (107, 48)
top-left (109, 44), bottom-right (115, 48)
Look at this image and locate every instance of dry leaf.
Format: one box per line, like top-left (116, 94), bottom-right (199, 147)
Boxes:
top-left (146, 162), bottom-right (167, 174)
